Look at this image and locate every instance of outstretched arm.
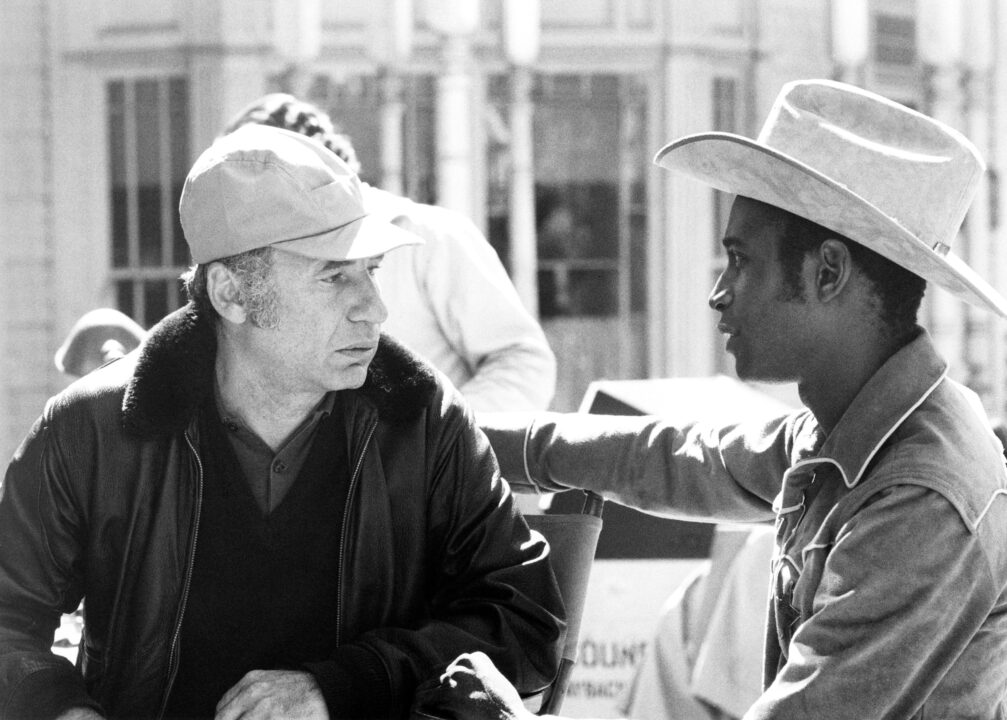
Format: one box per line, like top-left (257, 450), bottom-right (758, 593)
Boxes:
top-left (478, 410), bottom-right (803, 523)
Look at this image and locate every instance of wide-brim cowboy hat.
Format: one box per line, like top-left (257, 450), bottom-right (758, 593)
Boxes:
top-left (654, 79), bottom-right (1007, 318)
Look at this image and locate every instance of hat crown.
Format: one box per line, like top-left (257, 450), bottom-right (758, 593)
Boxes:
top-left (758, 80), bottom-right (983, 251)
top-left (179, 124), bottom-right (366, 263)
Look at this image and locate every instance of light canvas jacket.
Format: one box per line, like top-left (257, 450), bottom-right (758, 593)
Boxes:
top-left (484, 329), bottom-right (1007, 719)
top-left (364, 185), bottom-right (556, 412)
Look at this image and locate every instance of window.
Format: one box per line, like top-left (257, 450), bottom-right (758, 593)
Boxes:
top-left (488, 74), bottom-right (647, 321)
top-left (873, 13), bottom-right (916, 66)
top-left (107, 77), bottom-right (190, 328)
top-left (308, 73), bottom-right (438, 205)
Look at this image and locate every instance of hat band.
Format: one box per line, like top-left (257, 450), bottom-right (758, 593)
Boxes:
top-left (932, 241), bottom-right (952, 257)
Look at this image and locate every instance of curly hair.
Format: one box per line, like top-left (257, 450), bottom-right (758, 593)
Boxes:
top-left (772, 202), bottom-right (926, 343)
top-left (223, 93), bottom-right (362, 174)
top-left (181, 247), bottom-right (279, 328)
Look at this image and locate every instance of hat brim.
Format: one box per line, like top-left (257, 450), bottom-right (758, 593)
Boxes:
top-left (271, 214), bottom-right (422, 261)
top-left (655, 132), bottom-right (1007, 319)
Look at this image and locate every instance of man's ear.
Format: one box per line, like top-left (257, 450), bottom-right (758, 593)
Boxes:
top-left (815, 238), bottom-right (853, 303)
top-left (206, 263), bottom-right (248, 324)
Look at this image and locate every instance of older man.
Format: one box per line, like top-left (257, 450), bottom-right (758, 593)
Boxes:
top-left (223, 93), bottom-right (557, 415)
top-left (416, 80), bottom-right (1007, 719)
top-left (0, 125), bottom-right (563, 719)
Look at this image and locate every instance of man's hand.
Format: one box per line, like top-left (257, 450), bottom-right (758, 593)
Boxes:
top-left (54, 708), bottom-right (105, 720)
top-left (411, 652), bottom-right (534, 720)
top-left (215, 669), bottom-right (328, 720)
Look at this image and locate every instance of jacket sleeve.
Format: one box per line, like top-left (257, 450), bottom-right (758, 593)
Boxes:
top-left (398, 207), bottom-right (557, 412)
top-left (0, 413), bottom-right (102, 719)
top-left (747, 484), bottom-right (999, 719)
top-left (310, 400), bottom-right (566, 719)
top-left (479, 410), bottom-right (805, 523)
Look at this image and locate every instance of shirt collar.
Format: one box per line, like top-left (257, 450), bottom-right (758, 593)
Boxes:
top-left (214, 385), bottom-right (338, 434)
top-left (786, 327), bottom-right (948, 489)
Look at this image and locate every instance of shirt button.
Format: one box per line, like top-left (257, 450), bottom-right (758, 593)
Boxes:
top-left (272, 460), bottom-right (287, 473)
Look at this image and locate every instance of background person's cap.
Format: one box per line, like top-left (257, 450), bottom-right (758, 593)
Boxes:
top-left (54, 308), bottom-right (147, 377)
top-left (179, 124), bottom-right (420, 264)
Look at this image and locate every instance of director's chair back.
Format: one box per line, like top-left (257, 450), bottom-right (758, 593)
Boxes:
top-left (525, 490), bottom-right (605, 715)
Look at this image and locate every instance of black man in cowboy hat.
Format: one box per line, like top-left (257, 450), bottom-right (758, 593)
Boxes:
top-left (413, 79), bottom-right (1007, 719)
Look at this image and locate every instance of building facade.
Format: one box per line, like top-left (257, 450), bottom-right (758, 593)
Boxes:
top-left (2, 0), bottom-right (1006, 464)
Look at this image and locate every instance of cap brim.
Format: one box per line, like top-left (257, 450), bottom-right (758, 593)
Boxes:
top-left (655, 133), bottom-right (1007, 319)
top-left (271, 214), bottom-right (422, 261)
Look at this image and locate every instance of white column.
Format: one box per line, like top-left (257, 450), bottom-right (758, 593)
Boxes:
top-left (435, 35), bottom-right (475, 216)
top-left (962, 0), bottom-right (997, 406)
top-left (984, 1), bottom-right (1007, 418)
top-left (508, 65), bottom-right (538, 316)
top-left (918, 0), bottom-right (966, 379)
top-left (271, 0), bottom-right (320, 98)
top-left (830, 0), bottom-right (869, 83)
top-left (663, 56), bottom-right (718, 377)
top-left (370, 0), bottom-right (413, 197)
top-left (502, 0), bottom-right (541, 314)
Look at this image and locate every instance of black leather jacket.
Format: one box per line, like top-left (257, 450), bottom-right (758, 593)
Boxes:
top-left (0, 306), bottom-right (564, 719)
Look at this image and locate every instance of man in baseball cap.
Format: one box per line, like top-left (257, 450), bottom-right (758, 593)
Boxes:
top-left (0, 123), bottom-right (565, 718)
top-left (417, 80), bottom-right (1007, 719)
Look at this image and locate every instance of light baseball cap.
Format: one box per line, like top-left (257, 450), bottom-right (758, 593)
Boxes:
top-left (179, 124), bottom-right (421, 264)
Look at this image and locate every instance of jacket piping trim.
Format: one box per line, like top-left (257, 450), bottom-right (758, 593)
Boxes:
top-left (842, 370), bottom-right (947, 488)
top-left (976, 489), bottom-right (1007, 528)
top-left (776, 458), bottom-right (840, 513)
top-left (775, 371), bottom-right (946, 494)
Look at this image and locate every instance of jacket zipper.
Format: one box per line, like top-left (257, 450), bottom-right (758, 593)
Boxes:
top-left (156, 431), bottom-right (204, 719)
top-left (335, 418), bottom-right (377, 647)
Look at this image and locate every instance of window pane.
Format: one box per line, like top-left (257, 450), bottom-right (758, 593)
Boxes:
top-left (403, 76), bottom-right (437, 205)
top-left (143, 280), bottom-right (169, 327)
top-left (116, 281), bottom-right (134, 320)
top-left (169, 77), bottom-right (191, 266)
top-left (107, 76), bottom-right (190, 325)
top-left (534, 75), bottom-right (622, 318)
top-left (537, 266), bottom-right (618, 317)
top-left (313, 76), bottom-right (382, 186)
top-left (135, 80), bottom-right (163, 267)
top-left (874, 14), bottom-right (916, 66)
top-left (108, 81), bottom-right (129, 268)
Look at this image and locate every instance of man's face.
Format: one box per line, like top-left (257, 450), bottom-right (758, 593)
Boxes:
top-left (708, 196), bottom-right (813, 382)
top-left (236, 248), bottom-right (387, 397)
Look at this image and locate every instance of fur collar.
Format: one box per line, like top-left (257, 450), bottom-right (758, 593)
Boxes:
top-left (122, 305), bottom-right (438, 439)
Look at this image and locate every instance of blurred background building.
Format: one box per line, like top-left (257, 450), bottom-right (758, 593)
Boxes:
top-left (2, 0), bottom-right (1007, 466)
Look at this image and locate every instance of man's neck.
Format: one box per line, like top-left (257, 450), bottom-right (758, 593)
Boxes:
top-left (797, 330), bottom-right (905, 435)
top-left (214, 348), bottom-right (322, 452)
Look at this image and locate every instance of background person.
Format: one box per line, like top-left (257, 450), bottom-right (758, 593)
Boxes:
top-left (415, 80), bottom-right (1007, 719)
top-left (0, 124), bottom-right (564, 719)
top-left (54, 307), bottom-right (147, 379)
top-left (223, 93), bottom-right (557, 414)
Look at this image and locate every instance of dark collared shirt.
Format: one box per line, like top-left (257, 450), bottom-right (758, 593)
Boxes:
top-left (216, 389), bottom-right (338, 514)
